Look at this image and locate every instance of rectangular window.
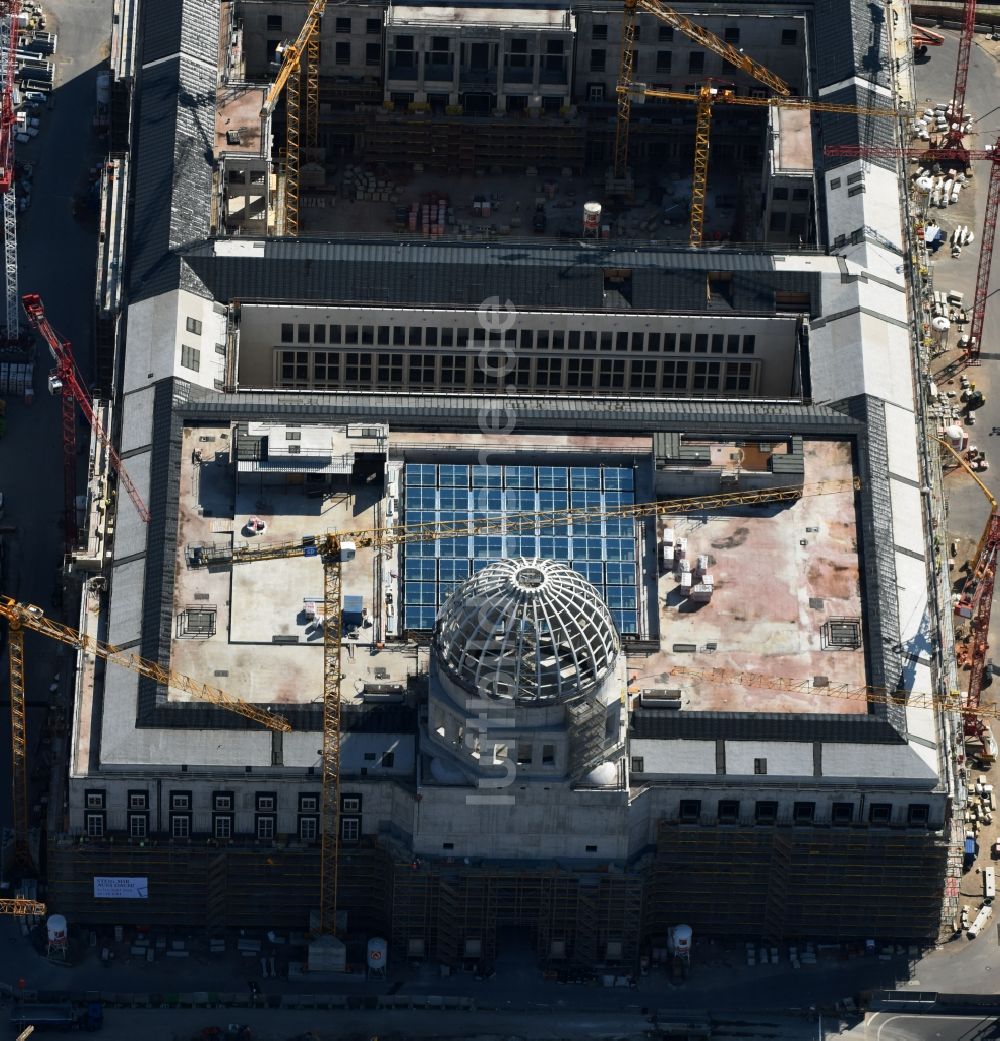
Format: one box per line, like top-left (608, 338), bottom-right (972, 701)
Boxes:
top-left (299, 816), bottom-right (318, 841)
top-left (313, 323), bottom-right (326, 344)
top-left (781, 28), bottom-right (798, 45)
top-left (847, 184), bottom-right (865, 198)
top-left (658, 25), bottom-right (673, 41)
top-left (656, 50), bottom-right (672, 73)
top-left (590, 48), bottom-right (606, 72)
top-left (381, 751), bottom-right (395, 768)
top-left (688, 51), bottom-right (704, 73)
top-left (364, 41), bottom-right (381, 65)
top-left (171, 814), bottom-right (190, 838)
top-left (367, 17), bottom-right (381, 34)
top-left (280, 323), bottom-right (293, 343)
top-left (299, 794), bottom-right (319, 813)
top-left (214, 815), bottom-right (232, 839)
top-left (297, 323), bottom-right (310, 343)
top-left (186, 317), bottom-right (202, 335)
top-left (723, 26), bottom-right (739, 43)
top-left (128, 792), bottom-right (148, 810)
top-left (869, 803), bottom-right (892, 825)
top-left (592, 23), bottom-right (608, 39)
top-left (86, 813), bottom-right (104, 837)
top-left (256, 793), bottom-right (276, 812)
top-left (630, 756), bottom-right (644, 773)
top-left (180, 345), bottom-right (200, 372)
top-left (832, 802), bottom-right (854, 825)
top-left (908, 803), bottom-right (930, 826)
top-left (336, 16), bottom-right (351, 32)
top-left (128, 814), bottom-right (147, 838)
top-left (542, 744), bottom-right (556, 766)
top-left (718, 799), bottom-right (739, 823)
top-left (266, 15), bottom-right (282, 31)
top-left (336, 41), bottom-right (351, 65)
top-left (170, 792), bottom-right (191, 811)
top-left (341, 817), bottom-right (360, 843)
top-left (86, 790), bottom-right (105, 809)
top-left (342, 795), bottom-right (361, 813)
top-left (679, 799), bottom-right (701, 823)
top-left (753, 758), bottom-right (767, 775)
top-left (793, 801), bottom-right (815, 823)
top-left (516, 743), bottom-right (533, 765)
top-left (257, 816), bottom-right (275, 840)
top-left (755, 801), bottom-right (778, 823)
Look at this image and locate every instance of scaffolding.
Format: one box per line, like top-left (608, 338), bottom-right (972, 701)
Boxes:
top-left (644, 822), bottom-right (949, 942)
top-left (392, 863), bottom-right (642, 968)
top-left (46, 837), bottom-right (392, 935)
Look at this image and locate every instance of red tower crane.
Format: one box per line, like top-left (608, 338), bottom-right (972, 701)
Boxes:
top-left (947, 0), bottom-right (977, 148)
top-left (0, 2), bottom-right (23, 343)
top-left (21, 293), bottom-right (151, 548)
top-left (825, 140), bottom-right (1000, 365)
top-left (957, 511), bottom-right (1000, 738)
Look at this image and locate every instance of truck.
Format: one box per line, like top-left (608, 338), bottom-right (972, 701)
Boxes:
top-left (667, 924), bottom-right (692, 980)
top-left (10, 1001), bottom-right (103, 1030)
top-left (968, 902), bottom-right (993, 939)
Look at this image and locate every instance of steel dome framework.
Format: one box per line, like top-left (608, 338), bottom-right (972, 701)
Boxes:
top-left (433, 558), bottom-right (621, 704)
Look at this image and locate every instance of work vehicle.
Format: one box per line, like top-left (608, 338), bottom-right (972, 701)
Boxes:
top-left (10, 1001), bottom-right (103, 1031)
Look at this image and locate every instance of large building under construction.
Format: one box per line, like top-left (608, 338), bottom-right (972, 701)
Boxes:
top-left (47, 0), bottom-right (965, 969)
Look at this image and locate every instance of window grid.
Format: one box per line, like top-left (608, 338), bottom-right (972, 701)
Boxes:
top-left (402, 464), bottom-right (638, 633)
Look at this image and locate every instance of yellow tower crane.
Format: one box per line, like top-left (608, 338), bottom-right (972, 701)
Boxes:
top-left (195, 478), bottom-right (858, 940)
top-left (1, 596), bottom-right (291, 869)
top-left (621, 84), bottom-right (898, 246)
top-left (260, 0), bottom-right (327, 236)
top-left (612, 0), bottom-right (791, 190)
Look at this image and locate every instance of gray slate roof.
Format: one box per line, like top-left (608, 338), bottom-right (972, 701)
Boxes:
top-left (181, 240), bottom-right (825, 314)
top-left (128, 0), bottom-right (218, 301)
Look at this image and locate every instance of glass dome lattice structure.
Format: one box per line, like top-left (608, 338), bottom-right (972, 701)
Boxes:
top-left (433, 558), bottom-right (621, 704)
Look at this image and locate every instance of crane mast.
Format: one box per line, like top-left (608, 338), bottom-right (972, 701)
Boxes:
top-left (629, 85), bottom-right (894, 245)
top-left (21, 293), bottom-right (153, 544)
top-left (259, 0), bottom-right (326, 236)
top-left (0, 1), bottom-right (20, 343)
top-left (612, 0), bottom-right (790, 184)
top-left (948, 0), bottom-right (977, 148)
top-left (7, 626), bottom-right (29, 867)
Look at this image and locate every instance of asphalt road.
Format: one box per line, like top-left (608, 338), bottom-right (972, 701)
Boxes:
top-left (0, 0), bottom-right (112, 839)
top-left (858, 1013), bottom-right (1000, 1041)
top-left (917, 32), bottom-right (1000, 649)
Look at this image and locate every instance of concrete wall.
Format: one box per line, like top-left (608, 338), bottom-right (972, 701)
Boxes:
top-left (124, 290), bottom-right (228, 395)
top-left (410, 782), bottom-right (632, 860)
top-left (571, 7), bottom-right (809, 106)
top-left (236, 1), bottom-right (810, 110)
top-left (236, 303), bottom-right (801, 398)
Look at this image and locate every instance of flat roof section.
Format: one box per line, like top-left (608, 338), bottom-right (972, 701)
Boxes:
top-left (170, 425), bottom-right (413, 709)
top-left (386, 5), bottom-right (573, 28)
top-left (633, 440), bottom-right (867, 715)
top-left (215, 83), bottom-right (266, 158)
top-left (775, 106), bottom-right (814, 173)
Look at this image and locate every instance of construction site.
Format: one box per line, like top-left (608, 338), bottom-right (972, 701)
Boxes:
top-left (0, 0), bottom-right (996, 994)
